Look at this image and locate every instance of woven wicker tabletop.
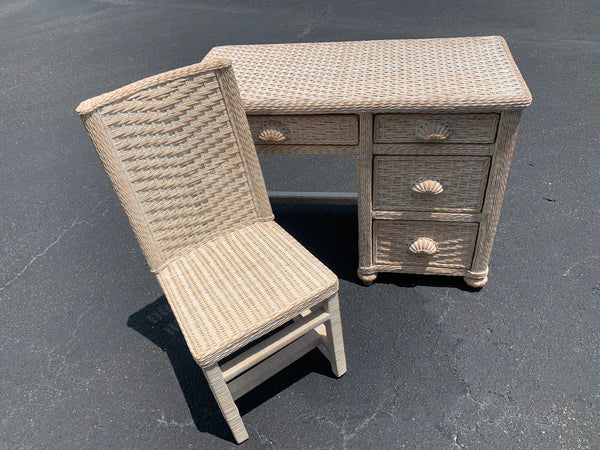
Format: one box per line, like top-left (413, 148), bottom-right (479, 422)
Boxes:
top-left (203, 36), bottom-right (532, 114)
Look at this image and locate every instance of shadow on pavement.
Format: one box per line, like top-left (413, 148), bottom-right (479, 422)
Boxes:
top-left (127, 296), bottom-right (333, 443)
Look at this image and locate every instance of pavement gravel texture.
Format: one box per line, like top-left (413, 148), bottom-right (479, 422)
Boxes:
top-left (1, 0), bottom-right (599, 448)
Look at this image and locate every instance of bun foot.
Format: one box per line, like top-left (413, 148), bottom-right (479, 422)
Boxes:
top-left (357, 269), bottom-right (377, 285)
top-left (464, 275), bottom-right (488, 288)
top-left (464, 267), bottom-right (489, 288)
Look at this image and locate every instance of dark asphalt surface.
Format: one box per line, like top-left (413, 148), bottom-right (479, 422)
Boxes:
top-left (2, 1), bottom-right (599, 448)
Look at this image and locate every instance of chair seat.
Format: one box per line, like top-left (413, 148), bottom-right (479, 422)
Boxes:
top-left (157, 220), bottom-right (338, 367)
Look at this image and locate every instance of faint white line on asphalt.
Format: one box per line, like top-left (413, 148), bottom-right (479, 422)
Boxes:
top-left (0, 197), bottom-right (111, 294)
top-left (563, 255), bottom-right (600, 277)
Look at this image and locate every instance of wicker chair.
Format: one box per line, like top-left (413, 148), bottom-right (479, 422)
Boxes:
top-left (76, 58), bottom-right (347, 444)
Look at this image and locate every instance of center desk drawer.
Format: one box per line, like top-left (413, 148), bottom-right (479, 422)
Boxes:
top-left (374, 220), bottom-right (478, 269)
top-left (247, 115), bottom-right (358, 145)
top-left (374, 155), bottom-right (491, 213)
top-left (374, 114), bottom-right (499, 144)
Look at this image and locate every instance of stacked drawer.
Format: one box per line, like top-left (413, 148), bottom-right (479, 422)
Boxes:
top-left (371, 113), bottom-right (500, 273)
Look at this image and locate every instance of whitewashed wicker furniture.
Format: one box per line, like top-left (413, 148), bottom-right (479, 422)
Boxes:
top-left (204, 36), bottom-right (532, 287)
top-left (76, 59), bottom-right (347, 444)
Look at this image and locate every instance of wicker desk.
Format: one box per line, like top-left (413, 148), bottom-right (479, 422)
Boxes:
top-left (204, 37), bottom-right (531, 287)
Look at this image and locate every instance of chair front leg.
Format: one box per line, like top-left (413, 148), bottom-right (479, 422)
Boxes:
top-left (322, 293), bottom-right (347, 377)
top-left (202, 364), bottom-right (249, 444)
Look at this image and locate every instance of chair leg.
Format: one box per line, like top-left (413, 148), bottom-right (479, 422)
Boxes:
top-left (202, 364), bottom-right (249, 444)
top-left (322, 293), bottom-right (347, 377)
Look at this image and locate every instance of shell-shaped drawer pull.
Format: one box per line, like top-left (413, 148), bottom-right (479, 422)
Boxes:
top-left (411, 179), bottom-right (444, 195)
top-left (258, 122), bottom-right (289, 142)
top-left (408, 237), bottom-right (438, 256)
top-left (415, 120), bottom-right (451, 141)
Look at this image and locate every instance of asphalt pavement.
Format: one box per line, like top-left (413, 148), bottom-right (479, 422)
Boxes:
top-left (1, 0), bottom-right (599, 448)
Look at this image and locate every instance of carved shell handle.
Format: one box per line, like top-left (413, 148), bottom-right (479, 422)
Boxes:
top-left (408, 237), bottom-right (438, 256)
top-left (258, 122), bottom-right (289, 143)
top-left (411, 179), bottom-right (444, 195)
top-left (415, 120), bottom-right (451, 141)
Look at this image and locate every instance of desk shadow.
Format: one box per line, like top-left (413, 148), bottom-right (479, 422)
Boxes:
top-left (272, 203), bottom-right (359, 282)
top-left (272, 203), bottom-right (480, 291)
top-left (127, 296), bottom-right (333, 443)
top-left (374, 272), bottom-right (482, 292)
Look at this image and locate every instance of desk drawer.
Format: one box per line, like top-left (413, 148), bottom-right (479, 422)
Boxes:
top-left (373, 155), bottom-right (490, 212)
top-left (374, 114), bottom-right (499, 144)
top-left (248, 115), bottom-right (358, 145)
top-left (374, 220), bottom-right (478, 268)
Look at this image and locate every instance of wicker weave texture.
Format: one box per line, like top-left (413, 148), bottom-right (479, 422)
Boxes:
top-left (204, 36), bottom-right (532, 114)
top-left (247, 115), bottom-right (358, 145)
top-left (203, 365), bottom-right (249, 442)
top-left (374, 114), bottom-right (499, 144)
top-left (374, 220), bottom-right (478, 268)
top-left (157, 221), bottom-right (338, 367)
top-left (77, 61), bottom-right (273, 272)
top-left (357, 112), bottom-right (374, 279)
top-left (373, 143), bottom-right (493, 156)
top-left (469, 109), bottom-right (523, 279)
top-left (254, 144), bottom-right (358, 155)
top-left (373, 155), bottom-right (491, 213)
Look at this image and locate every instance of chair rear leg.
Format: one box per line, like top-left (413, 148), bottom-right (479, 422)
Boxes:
top-left (202, 364), bottom-right (249, 444)
top-left (322, 293), bottom-right (347, 377)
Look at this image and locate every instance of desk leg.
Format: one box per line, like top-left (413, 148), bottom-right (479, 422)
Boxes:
top-left (357, 268), bottom-right (377, 285)
top-left (466, 110), bottom-right (522, 288)
top-left (357, 113), bottom-right (376, 285)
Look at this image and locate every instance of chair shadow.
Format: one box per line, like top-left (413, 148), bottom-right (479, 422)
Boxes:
top-left (127, 296), bottom-right (333, 443)
top-left (272, 203), bottom-right (480, 291)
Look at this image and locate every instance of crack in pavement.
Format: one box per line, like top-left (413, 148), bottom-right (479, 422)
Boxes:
top-left (0, 197), bottom-right (112, 294)
top-left (298, 7), bottom-right (329, 38)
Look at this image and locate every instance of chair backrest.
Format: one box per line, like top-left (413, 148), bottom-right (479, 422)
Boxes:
top-left (76, 59), bottom-right (273, 273)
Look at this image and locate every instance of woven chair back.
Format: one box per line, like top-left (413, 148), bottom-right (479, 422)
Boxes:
top-left (77, 59), bottom-right (273, 272)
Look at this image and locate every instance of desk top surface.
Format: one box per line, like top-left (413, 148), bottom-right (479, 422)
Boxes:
top-left (204, 36), bottom-right (531, 115)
